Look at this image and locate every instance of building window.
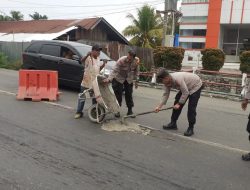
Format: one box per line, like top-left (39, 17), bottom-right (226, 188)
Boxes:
top-left (180, 29), bottom-right (206, 36)
top-left (179, 42), bottom-right (205, 49)
top-left (193, 30), bottom-right (206, 36)
top-left (192, 43), bottom-right (205, 49)
top-left (181, 16), bottom-right (207, 23)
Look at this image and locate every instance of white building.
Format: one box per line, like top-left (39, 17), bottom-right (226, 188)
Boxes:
top-left (180, 0), bottom-right (250, 63)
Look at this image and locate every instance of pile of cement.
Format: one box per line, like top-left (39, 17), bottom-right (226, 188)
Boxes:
top-left (101, 120), bottom-right (151, 135)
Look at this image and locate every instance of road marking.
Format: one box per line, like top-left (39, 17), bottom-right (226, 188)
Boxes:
top-left (139, 124), bottom-right (249, 154)
top-left (43, 102), bottom-right (74, 110)
top-left (0, 89), bottom-right (249, 154)
top-left (0, 89), bottom-right (16, 96)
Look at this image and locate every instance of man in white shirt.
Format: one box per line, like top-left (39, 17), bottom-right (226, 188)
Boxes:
top-left (155, 68), bottom-right (203, 136)
top-left (74, 44), bottom-right (106, 119)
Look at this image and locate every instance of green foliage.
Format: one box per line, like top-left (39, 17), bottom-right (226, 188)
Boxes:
top-left (0, 15), bottom-right (12, 21)
top-left (10, 10), bottom-right (24, 21)
top-left (0, 52), bottom-right (8, 66)
top-left (123, 4), bottom-right (163, 48)
top-left (201, 48), bottom-right (225, 71)
top-left (153, 47), bottom-right (185, 70)
top-left (0, 52), bottom-right (21, 70)
top-left (138, 62), bottom-right (148, 81)
top-left (240, 51), bottom-right (250, 73)
top-left (0, 10), bottom-right (23, 21)
top-left (29, 12), bottom-right (48, 20)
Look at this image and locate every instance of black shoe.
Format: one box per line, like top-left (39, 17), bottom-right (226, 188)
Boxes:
top-left (184, 127), bottom-right (194, 137)
top-left (163, 122), bottom-right (177, 130)
top-left (127, 108), bottom-right (135, 118)
top-left (114, 112), bottom-right (120, 118)
top-left (242, 153), bottom-right (250, 161)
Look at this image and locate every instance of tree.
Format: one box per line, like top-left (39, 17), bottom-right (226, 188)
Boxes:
top-left (123, 5), bottom-right (163, 48)
top-left (0, 15), bottom-right (12, 21)
top-left (10, 10), bottom-right (24, 21)
top-left (29, 12), bottom-right (48, 20)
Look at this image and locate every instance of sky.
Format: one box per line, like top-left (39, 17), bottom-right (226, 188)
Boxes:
top-left (1, 0), bottom-right (181, 34)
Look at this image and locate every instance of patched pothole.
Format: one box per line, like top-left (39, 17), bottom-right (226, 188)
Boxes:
top-left (101, 121), bottom-right (151, 135)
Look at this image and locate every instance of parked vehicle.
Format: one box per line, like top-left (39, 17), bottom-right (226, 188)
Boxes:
top-left (22, 40), bottom-right (116, 89)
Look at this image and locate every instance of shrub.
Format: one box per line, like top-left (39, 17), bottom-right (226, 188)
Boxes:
top-left (153, 47), bottom-right (185, 70)
top-left (0, 52), bottom-right (8, 67)
top-left (240, 51), bottom-right (250, 73)
top-left (7, 60), bottom-right (22, 70)
top-left (0, 52), bottom-right (22, 70)
top-left (201, 48), bottom-right (225, 71)
top-left (138, 62), bottom-right (151, 82)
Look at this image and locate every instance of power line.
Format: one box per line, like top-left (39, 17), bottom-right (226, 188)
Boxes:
top-left (46, 2), bottom-right (163, 17)
top-left (5, 0), bottom-right (163, 8)
top-left (49, 2), bottom-right (164, 19)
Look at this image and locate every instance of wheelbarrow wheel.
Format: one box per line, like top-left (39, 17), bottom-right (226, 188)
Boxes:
top-left (88, 104), bottom-right (106, 123)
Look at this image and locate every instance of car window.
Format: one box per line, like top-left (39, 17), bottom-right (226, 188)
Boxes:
top-left (100, 52), bottom-right (111, 60)
top-left (74, 45), bottom-right (112, 60)
top-left (74, 46), bottom-right (91, 57)
top-left (39, 44), bottom-right (60, 57)
top-left (60, 46), bottom-right (76, 60)
top-left (25, 42), bottom-right (41, 53)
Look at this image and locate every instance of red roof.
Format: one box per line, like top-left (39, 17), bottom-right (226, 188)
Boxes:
top-left (0, 18), bottom-right (100, 33)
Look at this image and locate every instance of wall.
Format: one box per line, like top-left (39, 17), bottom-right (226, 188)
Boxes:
top-left (0, 41), bottom-right (30, 62)
top-left (221, 0), bottom-right (250, 24)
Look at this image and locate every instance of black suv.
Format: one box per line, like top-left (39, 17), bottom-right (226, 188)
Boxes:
top-left (22, 40), bottom-right (115, 89)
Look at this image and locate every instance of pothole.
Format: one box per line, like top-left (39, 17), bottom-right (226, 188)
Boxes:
top-left (101, 120), bottom-right (151, 135)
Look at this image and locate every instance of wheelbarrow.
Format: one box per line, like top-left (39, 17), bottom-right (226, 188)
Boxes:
top-left (83, 75), bottom-right (120, 123)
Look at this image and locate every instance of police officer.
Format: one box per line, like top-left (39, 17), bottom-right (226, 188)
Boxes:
top-left (155, 68), bottom-right (203, 137)
top-left (103, 50), bottom-right (139, 117)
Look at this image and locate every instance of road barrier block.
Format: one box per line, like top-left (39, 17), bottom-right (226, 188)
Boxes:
top-left (17, 70), bottom-right (59, 101)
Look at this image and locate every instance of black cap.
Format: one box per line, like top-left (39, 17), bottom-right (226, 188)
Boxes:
top-left (92, 44), bottom-right (102, 51)
top-left (128, 49), bottom-right (136, 58)
top-left (156, 68), bottom-right (170, 83)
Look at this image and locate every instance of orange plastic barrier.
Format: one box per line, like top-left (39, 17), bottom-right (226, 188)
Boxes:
top-left (17, 70), bottom-right (59, 101)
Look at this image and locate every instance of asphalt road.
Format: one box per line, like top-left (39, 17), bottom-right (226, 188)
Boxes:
top-left (0, 69), bottom-right (250, 190)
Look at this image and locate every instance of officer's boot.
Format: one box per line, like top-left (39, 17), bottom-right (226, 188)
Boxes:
top-left (127, 107), bottom-right (135, 118)
top-left (163, 121), bottom-right (177, 130)
top-left (184, 125), bottom-right (194, 137)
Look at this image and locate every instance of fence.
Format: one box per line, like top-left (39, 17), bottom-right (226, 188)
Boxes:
top-left (138, 69), bottom-right (245, 100)
top-left (0, 40), bottom-right (155, 69)
top-left (78, 40), bottom-right (154, 69)
top-left (0, 41), bottom-right (30, 62)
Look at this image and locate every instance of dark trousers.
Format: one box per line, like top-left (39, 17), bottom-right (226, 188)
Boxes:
top-left (171, 87), bottom-right (202, 127)
top-left (247, 114), bottom-right (250, 141)
top-left (76, 86), bottom-right (96, 114)
top-left (112, 79), bottom-right (134, 108)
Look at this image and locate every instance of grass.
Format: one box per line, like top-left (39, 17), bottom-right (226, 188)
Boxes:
top-left (0, 52), bottom-right (22, 70)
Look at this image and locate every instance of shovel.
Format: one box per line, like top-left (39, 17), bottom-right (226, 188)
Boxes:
top-left (121, 106), bottom-right (173, 124)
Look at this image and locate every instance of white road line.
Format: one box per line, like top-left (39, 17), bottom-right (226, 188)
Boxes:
top-left (139, 124), bottom-right (249, 154)
top-left (0, 89), bottom-right (16, 96)
top-left (1, 89), bottom-right (249, 154)
top-left (43, 102), bottom-right (74, 110)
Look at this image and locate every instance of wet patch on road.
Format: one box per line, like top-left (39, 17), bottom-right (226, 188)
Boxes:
top-left (101, 120), bottom-right (151, 135)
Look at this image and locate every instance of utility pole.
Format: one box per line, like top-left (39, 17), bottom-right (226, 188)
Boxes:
top-left (157, 0), bottom-right (179, 47)
top-left (157, 0), bottom-right (169, 46)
